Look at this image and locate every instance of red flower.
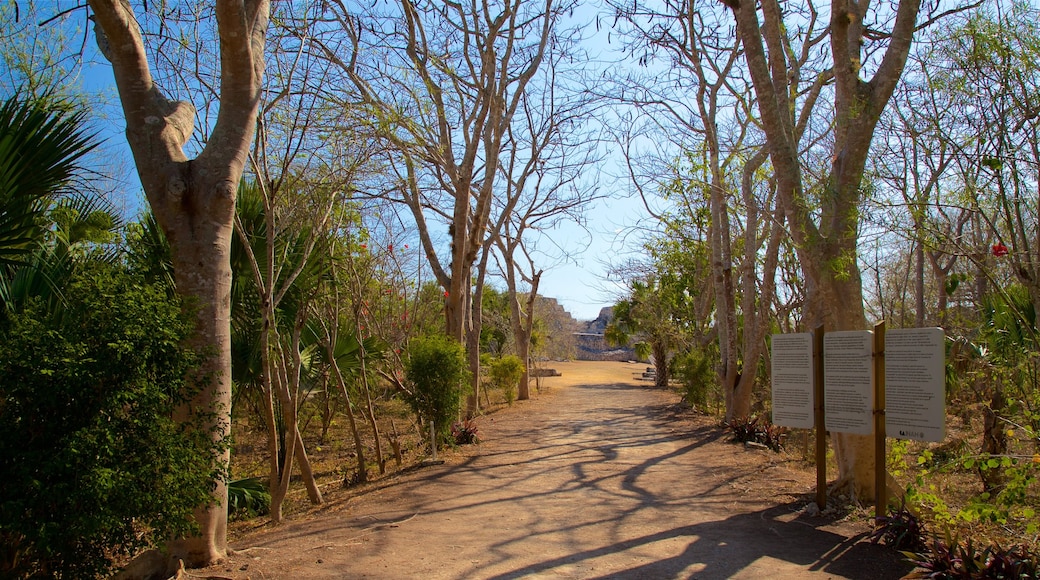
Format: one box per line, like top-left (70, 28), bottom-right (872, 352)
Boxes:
top-left (992, 243), bottom-right (1009, 257)
top-left (387, 244), bottom-right (393, 252)
top-left (444, 291), bottom-right (449, 297)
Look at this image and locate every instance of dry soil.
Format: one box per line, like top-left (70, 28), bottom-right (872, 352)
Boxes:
top-left (190, 360), bottom-right (912, 579)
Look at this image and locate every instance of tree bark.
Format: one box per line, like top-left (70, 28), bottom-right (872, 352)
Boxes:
top-left (729, 0), bottom-right (921, 500)
top-left (980, 386), bottom-right (1008, 492)
top-left (466, 247), bottom-right (493, 418)
top-left (516, 274), bottom-right (541, 401)
top-left (89, 0), bottom-right (269, 568)
top-left (734, 150), bottom-right (778, 421)
top-left (324, 337), bottom-right (367, 485)
top-left (652, 340), bottom-right (670, 389)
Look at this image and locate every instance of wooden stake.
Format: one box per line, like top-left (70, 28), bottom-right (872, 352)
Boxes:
top-left (430, 420), bottom-right (438, 462)
top-left (813, 325), bottom-right (827, 511)
top-left (873, 320), bottom-right (887, 519)
top-left (390, 419), bottom-right (403, 468)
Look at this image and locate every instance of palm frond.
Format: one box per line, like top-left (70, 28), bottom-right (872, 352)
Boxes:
top-left (0, 93), bottom-right (97, 268)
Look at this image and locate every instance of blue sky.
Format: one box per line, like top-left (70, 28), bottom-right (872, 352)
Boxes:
top-left (13, 1), bottom-right (645, 321)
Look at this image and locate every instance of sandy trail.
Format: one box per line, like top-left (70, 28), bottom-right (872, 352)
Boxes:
top-left (219, 361), bottom-right (909, 579)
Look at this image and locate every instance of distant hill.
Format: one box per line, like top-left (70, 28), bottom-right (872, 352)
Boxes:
top-left (531, 299), bottom-right (637, 362)
top-left (573, 306), bottom-right (637, 362)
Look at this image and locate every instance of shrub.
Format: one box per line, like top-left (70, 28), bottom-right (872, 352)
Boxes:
top-left (404, 334), bottom-right (470, 445)
top-left (227, 477), bottom-right (271, 519)
top-left (0, 266), bottom-right (218, 578)
top-left (871, 499), bottom-right (927, 552)
top-left (904, 533), bottom-right (1038, 579)
top-left (724, 415), bottom-right (788, 452)
top-left (451, 420), bottom-right (481, 445)
top-left (671, 347), bottom-right (717, 410)
top-left (489, 355), bottom-right (524, 405)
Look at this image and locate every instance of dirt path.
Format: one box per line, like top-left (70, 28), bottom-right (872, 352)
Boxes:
top-left (209, 361), bottom-right (911, 579)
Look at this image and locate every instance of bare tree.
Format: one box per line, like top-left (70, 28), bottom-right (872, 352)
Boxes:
top-left (490, 52), bottom-right (602, 401)
top-left (310, 0), bottom-right (566, 345)
top-left (725, 0), bottom-right (926, 498)
top-left (607, 0), bottom-right (800, 420)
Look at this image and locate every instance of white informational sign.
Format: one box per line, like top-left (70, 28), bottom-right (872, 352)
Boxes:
top-left (885, 328), bottom-right (946, 442)
top-left (771, 333), bottom-right (815, 429)
top-left (824, 331), bottom-right (874, 435)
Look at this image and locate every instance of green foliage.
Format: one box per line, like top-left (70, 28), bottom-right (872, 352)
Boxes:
top-left (322, 329), bottom-right (389, 377)
top-left (124, 212), bottom-right (175, 293)
top-left (404, 335), bottom-right (470, 445)
top-left (889, 439), bottom-right (1039, 546)
top-left (826, 248), bottom-right (858, 283)
top-left (671, 347), bottom-right (718, 410)
top-left (0, 264), bottom-right (219, 578)
top-left (607, 231), bottom-right (714, 377)
top-left (227, 477), bottom-right (271, 519)
top-left (0, 93), bottom-right (94, 266)
top-left (980, 285), bottom-right (1037, 362)
top-left (479, 286), bottom-right (510, 356)
top-left (0, 92), bottom-right (98, 311)
top-left (489, 355), bottom-right (524, 405)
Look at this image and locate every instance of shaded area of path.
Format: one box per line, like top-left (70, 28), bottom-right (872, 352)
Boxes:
top-left (237, 372), bottom-right (911, 579)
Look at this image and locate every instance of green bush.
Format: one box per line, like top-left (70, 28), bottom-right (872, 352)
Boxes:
top-left (489, 355), bottom-right (524, 405)
top-left (671, 347), bottom-right (717, 410)
top-left (404, 335), bottom-right (470, 445)
top-left (227, 477), bottom-right (271, 519)
top-left (0, 265), bottom-right (219, 578)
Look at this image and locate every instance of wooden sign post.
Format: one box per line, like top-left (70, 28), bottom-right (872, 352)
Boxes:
top-left (813, 326), bottom-right (826, 511)
top-left (770, 322), bottom-right (945, 517)
top-left (873, 321), bottom-right (887, 519)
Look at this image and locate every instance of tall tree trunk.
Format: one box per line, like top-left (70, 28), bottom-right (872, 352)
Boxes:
top-left (711, 176), bottom-right (740, 419)
top-left (325, 339), bottom-right (367, 485)
top-left (915, 241), bottom-right (926, 327)
top-left (166, 235), bottom-right (235, 565)
top-left (729, 0), bottom-right (921, 500)
top-left (652, 340), bottom-right (670, 389)
top-left (980, 385), bottom-right (1008, 492)
top-left (269, 342), bottom-right (298, 522)
top-left (292, 426), bottom-right (322, 503)
top-left (515, 273), bottom-right (541, 401)
top-left (734, 150), bottom-right (778, 421)
top-left (288, 320), bottom-right (322, 504)
top-left (357, 353), bottom-right (386, 475)
top-left (466, 249), bottom-right (493, 418)
top-left (89, 0), bottom-right (269, 568)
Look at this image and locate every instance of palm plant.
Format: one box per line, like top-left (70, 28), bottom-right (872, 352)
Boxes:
top-left (230, 179), bottom-right (335, 519)
top-left (0, 93), bottom-right (101, 311)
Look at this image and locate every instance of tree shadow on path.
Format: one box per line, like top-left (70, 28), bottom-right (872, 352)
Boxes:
top-left (485, 500), bottom-right (912, 579)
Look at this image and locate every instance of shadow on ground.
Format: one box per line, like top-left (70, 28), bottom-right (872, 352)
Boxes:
top-left (482, 500), bottom-right (913, 579)
top-left (232, 367), bottom-right (916, 579)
